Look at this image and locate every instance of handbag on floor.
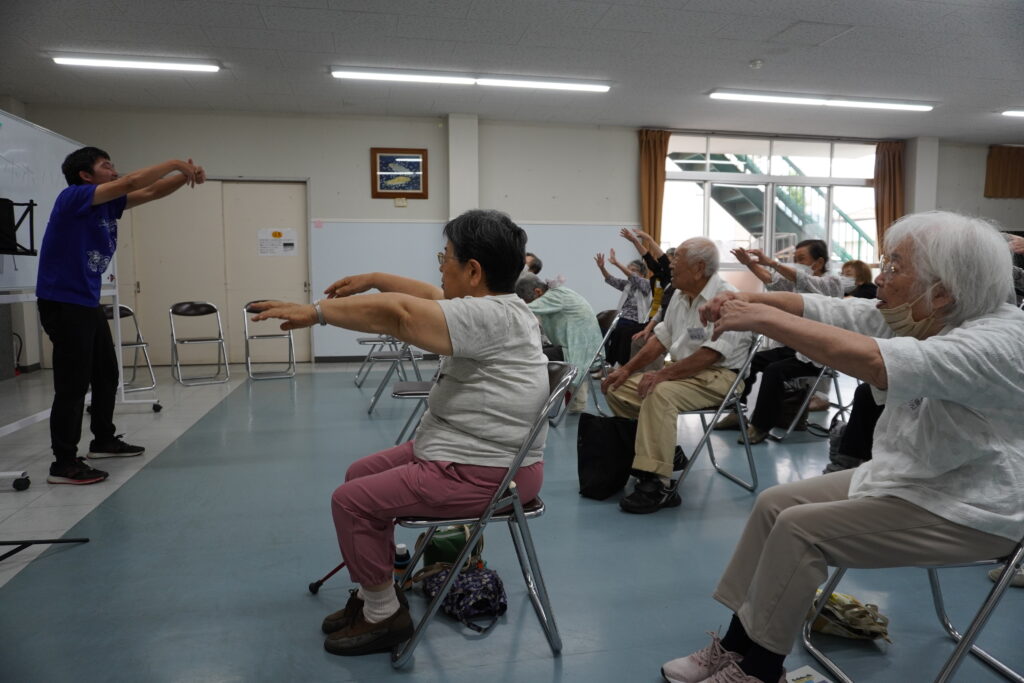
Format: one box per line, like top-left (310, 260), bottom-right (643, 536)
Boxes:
top-left (810, 590), bottom-right (892, 642)
top-left (577, 412), bottom-right (637, 500)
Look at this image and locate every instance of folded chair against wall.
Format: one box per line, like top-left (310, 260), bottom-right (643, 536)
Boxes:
top-left (102, 304), bottom-right (156, 392)
top-left (390, 361), bottom-right (576, 667)
top-left (803, 532), bottom-right (1024, 683)
top-left (768, 363), bottom-right (847, 442)
top-left (667, 334), bottom-right (765, 495)
top-left (242, 300), bottom-right (296, 380)
top-left (169, 301), bottom-right (230, 386)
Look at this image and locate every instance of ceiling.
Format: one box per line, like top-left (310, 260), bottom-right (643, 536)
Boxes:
top-left (2, 0), bottom-right (1023, 144)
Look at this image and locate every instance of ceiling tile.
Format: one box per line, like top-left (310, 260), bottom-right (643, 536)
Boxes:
top-left (769, 21), bottom-right (853, 46)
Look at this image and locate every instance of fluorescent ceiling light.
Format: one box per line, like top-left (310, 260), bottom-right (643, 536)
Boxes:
top-left (332, 69), bottom-right (474, 85)
top-left (1002, 110), bottom-right (1024, 117)
top-left (332, 67), bottom-right (609, 93)
top-left (475, 78), bottom-right (609, 93)
top-left (710, 89), bottom-right (932, 112)
top-left (54, 56), bottom-right (219, 72)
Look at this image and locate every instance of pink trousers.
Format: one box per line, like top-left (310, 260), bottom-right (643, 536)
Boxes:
top-left (331, 440), bottom-right (544, 586)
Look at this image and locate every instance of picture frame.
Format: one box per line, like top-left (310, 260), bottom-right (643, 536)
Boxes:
top-left (370, 147), bottom-right (428, 199)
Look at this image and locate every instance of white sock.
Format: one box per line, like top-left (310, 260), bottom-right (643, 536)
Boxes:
top-left (361, 585), bottom-right (400, 624)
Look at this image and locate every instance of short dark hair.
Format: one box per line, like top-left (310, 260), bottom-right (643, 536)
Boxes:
top-left (62, 147), bottom-right (110, 185)
top-left (525, 252), bottom-right (542, 274)
top-left (796, 239), bottom-right (829, 270)
top-left (442, 209), bottom-right (526, 294)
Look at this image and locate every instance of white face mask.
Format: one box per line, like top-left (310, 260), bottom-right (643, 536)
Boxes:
top-left (793, 263), bottom-right (812, 276)
top-left (879, 284), bottom-right (939, 338)
top-left (840, 275), bottom-right (857, 294)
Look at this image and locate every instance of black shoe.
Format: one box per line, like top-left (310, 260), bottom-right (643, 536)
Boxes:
top-left (321, 586), bottom-right (409, 634)
top-left (619, 475), bottom-right (681, 514)
top-left (47, 459), bottom-right (108, 485)
top-left (672, 446), bottom-right (688, 471)
top-left (87, 434), bottom-right (145, 459)
top-left (323, 605), bottom-right (414, 656)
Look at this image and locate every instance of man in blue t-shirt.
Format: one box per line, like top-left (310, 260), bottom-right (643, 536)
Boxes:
top-left (37, 147), bottom-right (206, 485)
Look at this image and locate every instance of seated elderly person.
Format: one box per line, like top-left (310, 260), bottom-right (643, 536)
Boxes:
top-left (720, 239), bottom-right (844, 441)
top-left (251, 210), bottom-right (550, 657)
top-left (660, 211), bottom-right (1024, 683)
top-left (601, 237), bottom-right (750, 515)
top-left (841, 259), bottom-right (878, 299)
top-left (515, 273), bottom-right (602, 413)
top-left (595, 249), bottom-right (653, 367)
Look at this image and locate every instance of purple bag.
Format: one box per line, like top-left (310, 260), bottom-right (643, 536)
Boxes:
top-left (421, 564), bottom-right (508, 633)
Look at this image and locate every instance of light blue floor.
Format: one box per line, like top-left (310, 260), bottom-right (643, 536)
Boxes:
top-left (0, 368), bottom-right (1020, 682)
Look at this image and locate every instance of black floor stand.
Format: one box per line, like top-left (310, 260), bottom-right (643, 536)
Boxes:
top-left (1, 538), bottom-right (89, 562)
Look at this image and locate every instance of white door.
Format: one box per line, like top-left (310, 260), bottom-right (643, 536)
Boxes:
top-left (222, 181), bottom-right (310, 364)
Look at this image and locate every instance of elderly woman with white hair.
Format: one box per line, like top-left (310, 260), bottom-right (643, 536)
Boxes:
top-left (660, 211), bottom-right (1024, 683)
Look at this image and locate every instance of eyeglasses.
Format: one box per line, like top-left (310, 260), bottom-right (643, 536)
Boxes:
top-left (436, 251), bottom-right (460, 266)
top-left (878, 255), bottom-right (900, 276)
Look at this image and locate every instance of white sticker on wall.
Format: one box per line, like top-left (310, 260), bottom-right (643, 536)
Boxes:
top-left (258, 229), bottom-right (297, 256)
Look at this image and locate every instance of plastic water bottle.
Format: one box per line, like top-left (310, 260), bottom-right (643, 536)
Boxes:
top-left (394, 543), bottom-right (412, 584)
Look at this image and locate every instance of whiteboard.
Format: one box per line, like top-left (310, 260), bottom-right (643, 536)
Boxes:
top-left (0, 109), bottom-right (82, 291)
top-left (309, 219), bottom-right (639, 358)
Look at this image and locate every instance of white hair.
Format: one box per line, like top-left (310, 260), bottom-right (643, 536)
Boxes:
top-left (680, 237), bottom-right (719, 276)
top-left (884, 211), bottom-right (1011, 326)
top-left (514, 273), bottom-right (547, 303)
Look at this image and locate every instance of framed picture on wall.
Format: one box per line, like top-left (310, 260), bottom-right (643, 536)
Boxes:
top-left (370, 148), bottom-right (428, 199)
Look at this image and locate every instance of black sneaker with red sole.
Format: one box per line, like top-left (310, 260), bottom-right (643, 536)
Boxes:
top-left (47, 459), bottom-right (109, 485)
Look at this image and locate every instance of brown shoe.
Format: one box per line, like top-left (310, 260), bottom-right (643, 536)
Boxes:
top-left (713, 413), bottom-right (741, 430)
top-left (739, 424), bottom-right (768, 445)
top-left (324, 605), bottom-right (414, 656)
top-left (322, 586), bottom-right (409, 634)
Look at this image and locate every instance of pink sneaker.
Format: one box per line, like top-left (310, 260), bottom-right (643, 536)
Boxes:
top-left (661, 633), bottom-right (742, 683)
top-left (697, 662), bottom-right (787, 683)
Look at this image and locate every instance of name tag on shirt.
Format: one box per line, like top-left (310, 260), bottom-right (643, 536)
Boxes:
top-left (687, 326), bottom-right (708, 341)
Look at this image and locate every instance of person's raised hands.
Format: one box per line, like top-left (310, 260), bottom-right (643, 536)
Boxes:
top-left (732, 247), bottom-right (754, 266)
top-left (608, 247), bottom-right (620, 265)
top-left (594, 252), bottom-right (606, 269)
top-left (699, 291), bottom-right (744, 326)
top-left (324, 274), bottom-right (374, 299)
top-left (710, 298), bottom-right (771, 340)
top-left (620, 227), bottom-right (641, 246)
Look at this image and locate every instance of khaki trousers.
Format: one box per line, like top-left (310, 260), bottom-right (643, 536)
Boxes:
top-left (605, 367), bottom-right (738, 478)
top-left (713, 469), bottom-right (1017, 655)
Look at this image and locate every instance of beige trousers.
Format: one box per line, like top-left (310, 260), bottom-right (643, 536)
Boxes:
top-left (605, 367), bottom-right (738, 478)
top-left (713, 469), bottom-right (1017, 654)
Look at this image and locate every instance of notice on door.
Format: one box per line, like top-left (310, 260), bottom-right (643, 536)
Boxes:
top-left (258, 229), bottom-right (297, 256)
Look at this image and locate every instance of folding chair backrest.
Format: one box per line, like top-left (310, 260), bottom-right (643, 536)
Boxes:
top-left (483, 362), bottom-right (576, 515)
top-left (587, 310), bottom-right (622, 374)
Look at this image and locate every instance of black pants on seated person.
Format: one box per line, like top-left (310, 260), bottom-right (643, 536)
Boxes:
top-left (748, 350), bottom-right (818, 432)
top-left (838, 382), bottom-right (884, 462)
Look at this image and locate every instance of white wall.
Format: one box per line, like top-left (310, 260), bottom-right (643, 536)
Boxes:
top-left (936, 142), bottom-right (1024, 230)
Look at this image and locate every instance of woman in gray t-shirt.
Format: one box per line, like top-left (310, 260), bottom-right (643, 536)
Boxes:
top-left (251, 209), bottom-right (549, 657)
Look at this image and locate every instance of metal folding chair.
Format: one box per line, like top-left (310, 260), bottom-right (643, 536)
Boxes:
top-left (768, 363), bottom-right (847, 442)
top-left (667, 334), bottom-right (765, 495)
top-left (169, 301), bottom-right (230, 385)
top-left (390, 361), bottom-right (576, 667)
top-left (584, 310), bottom-right (622, 417)
top-left (366, 342), bottom-right (424, 415)
top-left (242, 300), bottom-right (295, 380)
top-left (102, 304), bottom-right (156, 392)
top-left (391, 362), bottom-right (442, 445)
top-left (803, 532), bottom-right (1024, 683)
top-left (354, 335), bottom-right (400, 387)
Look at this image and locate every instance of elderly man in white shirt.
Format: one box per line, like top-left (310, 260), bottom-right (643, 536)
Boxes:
top-left (601, 237), bottom-right (750, 515)
top-left (659, 211), bottom-right (1024, 683)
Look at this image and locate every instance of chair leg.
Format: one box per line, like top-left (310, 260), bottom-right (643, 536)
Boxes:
top-left (832, 373), bottom-right (849, 421)
top-left (929, 555), bottom-right (1024, 683)
top-left (391, 523), bottom-right (488, 669)
top-left (670, 405), bottom-right (757, 496)
top-left (507, 501), bottom-right (563, 654)
top-left (354, 342), bottom-right (382, 387)
top-left (368, 360), bottom-right (400, 415)
top-left (394, 399), bottom-right (426, 446)
top-left (801, 567), bottom-right (854, 683)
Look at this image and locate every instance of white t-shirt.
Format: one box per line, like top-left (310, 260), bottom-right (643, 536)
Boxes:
top-left (802, 294), bottom-right (1024, 541)
top-left (414, 294), bottom-right (550, 468)
top-left (654, 273), bottom-right (751, 370)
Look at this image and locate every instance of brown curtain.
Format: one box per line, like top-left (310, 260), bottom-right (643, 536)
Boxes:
top-left (984, 145), bottom-right (1024, 198)
top-left (873, 141), bottom-right (906, 252)
top-left (639, 129), bottom-right (671, 244)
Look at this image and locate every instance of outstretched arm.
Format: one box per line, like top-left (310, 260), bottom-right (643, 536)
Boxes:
top-left (323, 272), bottom-right (444, 300)
top-left (732, 247), bottom-right (773, 285)
top-left (633, 229), bottom-right (665, 259)
top-left (608, 248), bottom-right (633, 278)
top-left (250, 293), bottom-right (453, 355)
top-left (95, 158), bottom-right (201, 207)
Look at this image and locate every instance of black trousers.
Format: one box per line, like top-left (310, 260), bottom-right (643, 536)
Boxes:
top-left (838, 382), bottom-right (884, 461)
top-left (747, 347), bottom-right (818, 431)
top-left (604, 319), bottom-right (645, 367)
top-left (37, 299), bottom-right (118, 463)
